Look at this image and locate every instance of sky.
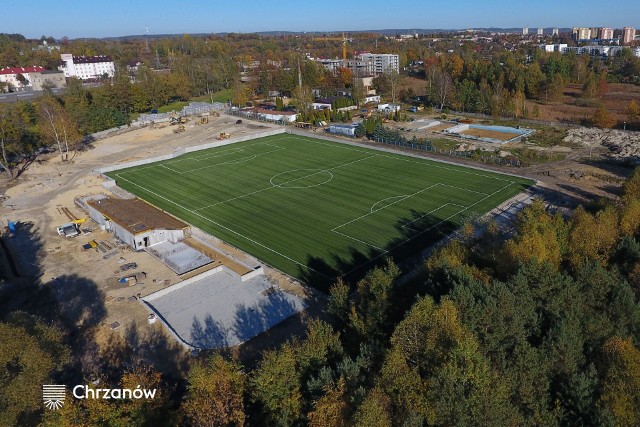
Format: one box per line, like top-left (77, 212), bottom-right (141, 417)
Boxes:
top-left (4, 0), bottom-right (640, 39)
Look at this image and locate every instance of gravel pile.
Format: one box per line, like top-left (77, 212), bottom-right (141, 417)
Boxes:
top-left (564, 127), bottom-right (640, 160)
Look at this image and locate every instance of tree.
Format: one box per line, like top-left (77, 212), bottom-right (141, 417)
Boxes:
top-left (292, 85), bottom-right (314, 120)
top-left (328, 279), bottom-right (350, 327)
top-left (591, 107), bottom-right (616, 129)
top-left (625, 100), bottom-right (640, 124)
top-left (307, 379), bottom-right (348, 427)
top-left (582, 72), bottom-right (598, 98)
top-left (384, 297), bottom-right (520, 425)
top-left (37, 96), bottom-right (80, 162)
top-left (182, 355), bottom-right (245, 427)
top-left (525, 62), bottom-right (545, 99)
top-left (0, 314), bottom-right (70, 426)
top-left (455, 79), bottom-right (478, 113)
top-left (424, 56), bottom-right (440, 100)
top-left (336, 67), bottom-right (353, 88)
top-left (543, 74), bottom-right (565, 102)
top-left (352, 388), bottom-right (392, 427)
top-left (598, 337), bottom-right (640, 426)
top-left (384, 69), bottom-right (403, 104)
top-left (251, 344), bottom-right (301, 426)
top-left (569, 205), bottom-right (620, 267)
top-left (433, 67), bottom-right (453, 110)
top-left (348, 259), bottom-right (400, 342)
top-left (230, 81), bottom-right (250, 108)
top-left (351, 78), bottom-right (365, 107)
top-left (0, 103), bottom-right (24, 179)
top-left (503, 199), bottom-right (568, 271)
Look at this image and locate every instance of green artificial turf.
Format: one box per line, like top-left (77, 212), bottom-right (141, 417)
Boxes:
top-left (108, 134), bottom-right (532, 289)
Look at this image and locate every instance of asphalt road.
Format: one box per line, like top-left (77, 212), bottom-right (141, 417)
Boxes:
top-left (0, 87), bottom-right (65, 103)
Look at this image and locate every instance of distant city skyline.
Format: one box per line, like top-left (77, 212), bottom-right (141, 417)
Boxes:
top-left (4, 0), bottom-right (639, 39)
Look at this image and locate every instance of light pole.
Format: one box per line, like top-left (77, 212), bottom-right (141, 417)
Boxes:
top-left (624, 121), bottom-right (627, 131)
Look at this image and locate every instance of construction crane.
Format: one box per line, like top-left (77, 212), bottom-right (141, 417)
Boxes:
top-left (316, 33), bottom-right (349, 60)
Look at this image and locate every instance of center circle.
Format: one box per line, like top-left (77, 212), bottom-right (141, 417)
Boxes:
top-left (270, 169), bottom-right (334, 188)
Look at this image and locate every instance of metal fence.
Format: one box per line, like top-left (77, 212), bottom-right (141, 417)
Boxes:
top-left (226, 109), bottom-right (289, 126)
top-left (137, 102), bottom-right (225, 124)
top-left (371, 137), bottom-right (433, 152)
top-left (371, 136), bottom-right (522, 167)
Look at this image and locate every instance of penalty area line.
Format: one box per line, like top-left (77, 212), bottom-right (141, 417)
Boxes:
top-left (113, 174), bottom-right (333, 280)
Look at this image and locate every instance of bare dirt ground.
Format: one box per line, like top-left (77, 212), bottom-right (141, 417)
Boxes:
top-left (459, 127), bottom-right (517, 141)
top-left (0, 116), bottom-right (317, 363)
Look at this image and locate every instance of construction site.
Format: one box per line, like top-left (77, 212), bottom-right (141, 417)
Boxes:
top-left (0, 109), bottom-right (314, 355)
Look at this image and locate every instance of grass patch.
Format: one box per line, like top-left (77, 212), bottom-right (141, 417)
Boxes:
top-left (190, 88), bottom-right (232, 104)
top-left (430, 138), bottom-right (460, 150)
top-left (108, 134), bottom-right (532, 288)
top-left (157, 100), bottom-right (189, 113)
top-left (523, 126), bottom-right (574, 148)
top-left (574, 97), bottom-right (602, 108)
top-left (510, 147), bottom-right (567, 165)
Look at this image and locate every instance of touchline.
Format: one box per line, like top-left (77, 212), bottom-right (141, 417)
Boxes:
top-left (72, 385), bottom-right (157, 400)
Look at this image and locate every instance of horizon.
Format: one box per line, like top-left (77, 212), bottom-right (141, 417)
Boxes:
top-left (5, 0), bottom-right (639, 40)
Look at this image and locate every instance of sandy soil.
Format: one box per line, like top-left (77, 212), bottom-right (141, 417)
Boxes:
top-left (459, 128), bottom-right (517, 141)
top-left (428, 123), bottom-right (456, 132)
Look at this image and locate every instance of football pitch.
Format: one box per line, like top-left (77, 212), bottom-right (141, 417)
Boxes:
top-left (108, 133), bottom-right (533, 289)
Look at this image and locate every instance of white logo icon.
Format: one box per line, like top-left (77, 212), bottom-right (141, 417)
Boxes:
top-left (43, 385), bottom-right (66, 410)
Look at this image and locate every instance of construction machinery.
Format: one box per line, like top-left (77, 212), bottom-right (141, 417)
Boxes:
top-left (57, 222), bottom-right (80, 238)
top-left (173, 125), bottom-right (185, 133)
top-left (217, 132), bottom-right (231, 140)
top-left (195, 116), bottom-right (209, 125)
top-left (170, 115), bottom-right (188, 125)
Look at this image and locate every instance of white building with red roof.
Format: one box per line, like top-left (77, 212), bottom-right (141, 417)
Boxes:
top-left (0, 66), bottom-right (45, 91)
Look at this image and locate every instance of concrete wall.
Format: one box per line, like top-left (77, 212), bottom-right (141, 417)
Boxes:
top-left (142, 265), bottom-right (225, 301)
top-left (328, 125), bottom-right (356, 136)
top-left (96, 128), bottom-right (285, 177)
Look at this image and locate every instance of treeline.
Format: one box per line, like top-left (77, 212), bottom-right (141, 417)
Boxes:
top-left (409, 48), bottom-right (640, 122)
top-left (0, 66), bottom-right (205, 179)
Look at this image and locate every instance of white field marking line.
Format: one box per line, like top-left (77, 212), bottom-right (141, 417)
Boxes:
top-left (370, 195), bottom-right (410, 213)
top-left (340, 182), bottom-right (514, 276)
top-left (332, 183), bottom-right (440, 232)
top-left (180, 146), bottom-right (286, 173)
top-left (162, 139), bottom-right (286, 165)
top-left (194, 154), bottom-right (378, 211)
top-left (160, 164), bottom-right (182, 173)
top-left (287, 133), bottom-right (517, 184)
top-left (437, 183), bottom-right (488, 195)
top-left (271, 170), bottom-right (334, 189)
top-left (113, 172), bottom-right (334, 280)
top-left (334, 202), bottom-right (466, 249)
top-left (164, 147), bottom-right (245, 164)
top-left (332, 229), bottom-right (383, 250)
top-left (114, 163), bottom-right (158, 175)
top-left (401, 203), bottom-right (467, 231)
top-left (270, 153), bottom-right (376, 187)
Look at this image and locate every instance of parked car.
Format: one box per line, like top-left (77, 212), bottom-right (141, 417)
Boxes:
top-left (408, 106), bottom-right (418, 113)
